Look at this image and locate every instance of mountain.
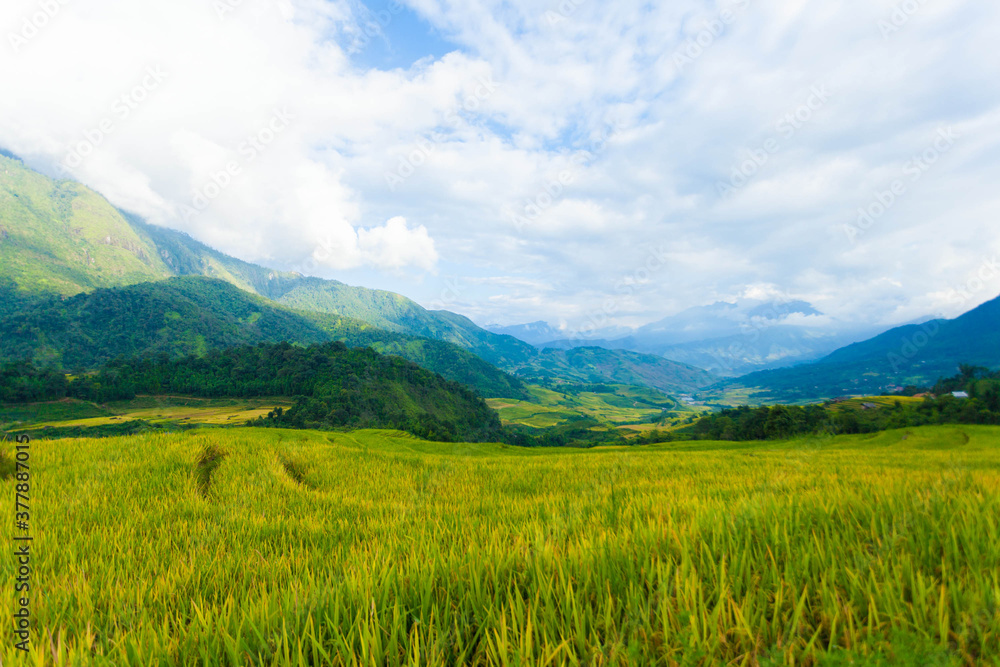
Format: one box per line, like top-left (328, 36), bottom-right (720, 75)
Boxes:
top-left (0, 277), bottom-right (529, 399)
top-left (0, 153), bottom-right (534, 364)
top-left (0, 154), bottom-right (172, 294)
top-left (538, 299), bottom-right (882, 376)
top-left (0, 154), bottom-right (718, 395)
top-left (633, 299), bottom-right (823, 346)
top-left (521, 347), bottom-right (718, 394)
top-left (649, 327), bottom-right (882, 376)
top-left (3, 342), bottom-right (505, 443)
top-left (485, 321), bottom-right (566, 346)
top-left (731, 295), bottom-right (1000, 401)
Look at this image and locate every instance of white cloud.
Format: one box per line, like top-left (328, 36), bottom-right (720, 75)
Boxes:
top-left (356, 216), bottom-right (438, 271)
top-left (1, 0), bottom-right (999, 330)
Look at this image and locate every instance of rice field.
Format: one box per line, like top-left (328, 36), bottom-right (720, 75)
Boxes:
top-left (0, 397), bottom-right (293, 432)
top-left (487, 384), bottom-right (684, 429)
top-left (2, 425), bottom-right (999, 665)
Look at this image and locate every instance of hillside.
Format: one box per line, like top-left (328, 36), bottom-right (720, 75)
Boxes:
top-left (0, 154), bottom-right (171, 293)
top-left (731, 294), bottom-right (1000, 400)
top-left (2, 342), bottom-right (505, 442)
top-left (0, 155), bottom-right (718, 394)
top-left (534, 300), bottom-right (883, 376)
top-left (0, 277), bottom-right (528, 399)
top-left (521, 346), bottom-right (717, 395)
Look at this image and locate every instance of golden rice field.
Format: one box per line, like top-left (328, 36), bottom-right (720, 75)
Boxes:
top-left (2, 425), bottom-right (999, 666)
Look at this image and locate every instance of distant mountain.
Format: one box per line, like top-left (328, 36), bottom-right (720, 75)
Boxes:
top-left (731, 295), bottom-right (1000, 401)
top-left (538, 298), bottom-right (879, 375)
top-left (521, 347), bottom-right (718, 395)
top-left (0, 277), bottom-right (529, 399)
top-left (485, 321), bottom-right (566, 346)
top-left (633, 299), bottom-right (823, 346)
top-left (651, 326), bottom-right (882, 376)
top-left (0, 155), bottom-right (717, 395)
top-left (0, 154), bottom-right (173, 294)
top-left (488, 321), bottom-right (634, 347)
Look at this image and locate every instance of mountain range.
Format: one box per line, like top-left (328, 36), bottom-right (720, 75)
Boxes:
top-left (497, 300), bottom-right (886, 376)
top-left (4, 151), bottom-right (997, 404)
top-left (728, 294), bottom-right (1000, 401)
top-left (0, 153), bottom-right (717, 396)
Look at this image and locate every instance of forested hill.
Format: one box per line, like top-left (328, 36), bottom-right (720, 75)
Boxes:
top-left (730, 294), bottom-right (1000, 401)
top-left (1, 155), bottom-right (718, 395)
top-left (0, 153), bottom-right (534, 367)
top-left (0, 277), bottom-right (528, 400)
top-left (1, 342), bottom-right (504, 443)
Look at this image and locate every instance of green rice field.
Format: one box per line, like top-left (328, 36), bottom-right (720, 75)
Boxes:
top-left (1, 425), bottom-right (998, 665)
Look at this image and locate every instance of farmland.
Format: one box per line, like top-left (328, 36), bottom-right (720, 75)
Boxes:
top-left (2, 425), bottom-right (998, 665)
top-left (487, 384), bottom-right (698, 430)
top-left (0, 396), bottom-right (292, 432)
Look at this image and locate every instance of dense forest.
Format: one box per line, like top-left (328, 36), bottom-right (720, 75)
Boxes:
top-left (0, 342), bottom-right (504, 443)
top-left (684, 366), bottom-right (1000, 441)
top-left (0, 277), bottom-right (528, 400)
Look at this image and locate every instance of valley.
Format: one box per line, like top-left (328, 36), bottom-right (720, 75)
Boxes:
top-left (2, 136), bottom-right (999, 666)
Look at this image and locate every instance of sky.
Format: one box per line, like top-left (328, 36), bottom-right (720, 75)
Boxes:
top-left (2, 0), bottom-right (999, 335)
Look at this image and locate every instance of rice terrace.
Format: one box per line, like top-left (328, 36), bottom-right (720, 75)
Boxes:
top-left (1, 421), bottom-right (998, 665)
top-left (3, 0), bottom-right (1000, 664)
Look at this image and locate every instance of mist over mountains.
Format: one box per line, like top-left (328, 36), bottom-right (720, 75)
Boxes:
top-left (488, 298), bottom-right (894, 377)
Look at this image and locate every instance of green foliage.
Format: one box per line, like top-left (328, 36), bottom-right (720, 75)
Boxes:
top-left (1, 425), bottom-right (998, 664)
top-left (734, 298), bottom-right (1000, 401)
top-left (0, 155), bottom-right (173, 294)
top-left (687, 368), bottom-right (1000, 441)
top-left (520, 346), bottom-right (718, 395)
top-left (0, 360), bottom-right (67, 402)
top-left (0, 277), bottom-right (527, 399)
top-left (1, 157), bottom-right (720, 396)
top-left (40, 342), bottom-right (504, 443)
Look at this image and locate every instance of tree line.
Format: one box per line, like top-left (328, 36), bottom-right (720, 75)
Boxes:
top-left (683, 365), bottom-right (1000, 441)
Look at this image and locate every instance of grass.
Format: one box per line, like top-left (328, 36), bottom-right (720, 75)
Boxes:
top-left (487, 384), bottom-right (690, 430)
top-left (1, 396), bottom-right (292, 432)
top-left (0, 154), bottom-right (173, 295)
top-left (830, 396), bottom-right (927, 412)
top-left (1, 424), bottom-right (998, 665)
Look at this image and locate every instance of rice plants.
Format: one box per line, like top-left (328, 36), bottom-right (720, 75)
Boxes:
top-left (1, 425), bottom-right (998, 665)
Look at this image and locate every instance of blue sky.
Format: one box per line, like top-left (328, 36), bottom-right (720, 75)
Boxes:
top-left (351, 0), bottom-right (459, 71)
top-left (2, 0), bottom-right (999, 335)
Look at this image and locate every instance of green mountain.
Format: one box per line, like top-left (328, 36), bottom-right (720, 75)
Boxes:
top-left (0, 154), bottom-right (171, 293)
top-left (3, 342), bottom-right (505, 443)
top-left (524, 346), bottom-right (718, 395)
top-left (0, 153), bottom-right (717, 394)
top-left (0, 277), bottom-right (528, 399)
top-left (731, 295), bottom-right (1000, 401)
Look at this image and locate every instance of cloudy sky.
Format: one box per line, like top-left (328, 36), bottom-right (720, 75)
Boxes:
top-left (2, 0), bottom-right (999, 333)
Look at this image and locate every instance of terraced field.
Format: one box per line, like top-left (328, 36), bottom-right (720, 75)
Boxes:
top-left (487, 384), bottom-right (693, 430)
top-left (0, 397), bottom-right (292, 433)
top-left (1, 425), bottom-right (998, 665)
